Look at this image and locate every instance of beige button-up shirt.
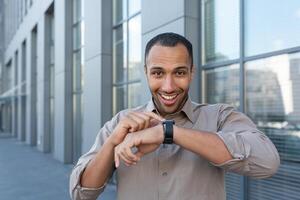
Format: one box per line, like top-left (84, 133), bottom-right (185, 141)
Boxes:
top-left (70, 98), bottom-right (280, 200)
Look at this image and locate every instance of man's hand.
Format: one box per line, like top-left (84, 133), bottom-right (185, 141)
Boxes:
top-left (114, 124), bottom-right (164, 167)
top-left (108, 112), bottom-right (164, 147)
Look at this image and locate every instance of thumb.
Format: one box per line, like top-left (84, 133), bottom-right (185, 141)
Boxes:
top-left (135, 151), bottom-right (144, 160)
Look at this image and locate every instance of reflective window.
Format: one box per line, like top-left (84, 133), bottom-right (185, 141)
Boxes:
top-left (5, 61), bottom-right (12, 93)
top-left (128, 15), bottom-right (141, 81)
top-left (113, 24), bottom-right (127, 83)
top-left (201, 0), bottom-right (240, 64)
top-left (128, 83), bottom-right (142, 108)
top-left (112, 0), bottom-right (141, 115)
top-left (245, 0), bottom-right (300, 56)
top-left (72, 0), bottom-right (84, 162)
top-left (203, 64), bottom-right (240, 108)
top-left (113, 0), bottom-right (127, 24)
top-left (245, 53), bottom-right (300, 199)
top-left (128, 0), bottom-right (141, 16)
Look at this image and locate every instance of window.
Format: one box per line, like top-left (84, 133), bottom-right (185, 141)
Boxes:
top-left (112, 0), bottom-right (142, 114)
top-left (201, 0), bottom-right (300, 199)
top-left (201, 0), bottom-right (240, 64)
top-left (245, 53), bottom-right (300, 199)
top-left (245, 0), bottom-right (300, 56)
top-left (72, 0), bottom-right (84, 161)
top-left (202, 64), bottom-right (240, 108)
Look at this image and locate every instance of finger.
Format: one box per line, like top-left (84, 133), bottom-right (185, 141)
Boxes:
top-left (150, 117), bottom-right (166, 127)
top-left (128, 112), bottom-right (145, 130)
top-left (120, 151), bottom-right (135, 166)
top-left (125, 117), bottom-right (139, 132)
top-left (131, 112), bottom-right (150, 129)
top-left (114, 147), bottom-right (120, 168)
top-left (120, 147), bottom-right (136, 164)
top-left (125, 146), bottom-right (139, 162)
top-left (135, 151), bottom-right (144, 160)
top-left (144, 112), bottom-right (165, 121)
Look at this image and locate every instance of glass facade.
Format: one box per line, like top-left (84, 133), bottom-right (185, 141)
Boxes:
top-left (201, 0), bottom-right (240, 64)
top-left (245, 53), bottom-right (300, 199)
top-left (112, 0), bottom-right (142, 114)
top-left (201, 0), bottom-right (300, 199)
top-left (245, 0), bottom-right (300, 56)
top-left (203, 64), bottom-right (240, 108)
top-left (72, 0), bottom-right (84, 162)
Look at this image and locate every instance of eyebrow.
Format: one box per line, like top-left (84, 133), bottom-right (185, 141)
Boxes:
top-left (149, 66), bottom-right (189, 71)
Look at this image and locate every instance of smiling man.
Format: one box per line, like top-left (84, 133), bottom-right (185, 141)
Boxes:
top-left (70, 32), bottom-right (280, 200)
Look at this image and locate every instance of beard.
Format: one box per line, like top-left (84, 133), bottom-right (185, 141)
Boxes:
top-left (151, 89), bottom-right (189, 116)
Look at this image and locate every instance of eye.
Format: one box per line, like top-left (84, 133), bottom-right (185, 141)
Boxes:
top-left (151, 71), bottom-right (164, 78)
top-left (175, 70), bottom-right (187, 77)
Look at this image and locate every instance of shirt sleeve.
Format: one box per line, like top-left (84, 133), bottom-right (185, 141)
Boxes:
top-left (69, 114), bottom-right (120, 200)
top-left (213, 104), bottom-right (280, 179)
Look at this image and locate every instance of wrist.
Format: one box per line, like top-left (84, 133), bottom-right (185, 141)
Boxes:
top-left (172, 125), bottom-right (179, 144)
top-left (155, 124), bottom-right (164, 144)
top-left (106, 134), bottom-right (119, 147)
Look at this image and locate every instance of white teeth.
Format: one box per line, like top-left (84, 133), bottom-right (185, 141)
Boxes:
top-left (161, 94), bottom-right (177, 100)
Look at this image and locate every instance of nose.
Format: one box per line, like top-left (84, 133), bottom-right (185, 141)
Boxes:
top-left (161, 75), bottom-right (176, 93)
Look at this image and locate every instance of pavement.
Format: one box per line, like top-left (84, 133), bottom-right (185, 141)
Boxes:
top-left (0, 133), bottom-right (116, 200)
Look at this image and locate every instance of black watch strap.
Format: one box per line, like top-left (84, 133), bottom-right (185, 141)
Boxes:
top-left (162, 120), bottom-right (175, 144)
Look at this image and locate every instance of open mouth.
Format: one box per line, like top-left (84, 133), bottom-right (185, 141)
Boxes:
top-left (158, 93), bottom-right (179, 106)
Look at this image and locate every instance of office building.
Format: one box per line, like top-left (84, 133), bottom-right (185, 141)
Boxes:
top-left (0, 0), bottom-right (299, 199)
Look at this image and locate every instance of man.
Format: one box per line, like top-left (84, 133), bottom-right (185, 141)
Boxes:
top-left (70, 32), bottom-right (280, 200)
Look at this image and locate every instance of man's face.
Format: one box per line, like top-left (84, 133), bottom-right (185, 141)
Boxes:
top-left (145, 44), bottom-right (194, 116)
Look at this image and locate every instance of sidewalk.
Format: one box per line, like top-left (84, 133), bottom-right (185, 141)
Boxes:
top-left (0, 134), bottom-right (116, 200)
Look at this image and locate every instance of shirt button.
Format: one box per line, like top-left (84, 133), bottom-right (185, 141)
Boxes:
top-left (162, 172), bottom-right (168, 176)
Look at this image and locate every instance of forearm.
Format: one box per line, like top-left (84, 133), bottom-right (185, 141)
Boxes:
top-left (173, 126), bottom-right (232, 164)
top-left (80, 137), bottom-right (115, 188)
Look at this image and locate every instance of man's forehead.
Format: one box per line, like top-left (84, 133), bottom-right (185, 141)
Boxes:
top-left (146, 44), bottom-right (191, 64)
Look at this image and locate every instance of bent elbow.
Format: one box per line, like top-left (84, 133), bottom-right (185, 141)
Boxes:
top-left (265, 153), bottom-right (280, 178)
top-left (254, 152), bottom-right (280, 179)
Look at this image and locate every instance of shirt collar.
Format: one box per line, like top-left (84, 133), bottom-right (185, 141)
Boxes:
top-left (145, 96), bottom-right (195, 124)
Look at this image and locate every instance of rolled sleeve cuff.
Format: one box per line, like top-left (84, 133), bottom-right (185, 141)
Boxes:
top-left (70, 160), bottom-right (106, 200)
top-left (213, 131), bottom-right (251, 170)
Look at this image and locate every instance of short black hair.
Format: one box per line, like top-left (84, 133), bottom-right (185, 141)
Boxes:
top-left (144, 32), bottom-right (193, 67)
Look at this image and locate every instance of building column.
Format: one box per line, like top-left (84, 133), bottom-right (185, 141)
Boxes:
top-left (26, 28), bottom-right (38, 146)
top-left (81, 0), bottom-right (112, 154)
top-left (53, 0), bottom-right (73, 163)
top-left (11, 57), bottom-right (18, 138)
top-left (17, 45), bottom-right (26, 141)
top-left (36, 15), bottom-right (50, 152)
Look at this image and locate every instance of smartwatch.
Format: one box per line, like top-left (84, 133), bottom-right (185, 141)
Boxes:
top-left (162, 120), bottom-right (175, 144)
